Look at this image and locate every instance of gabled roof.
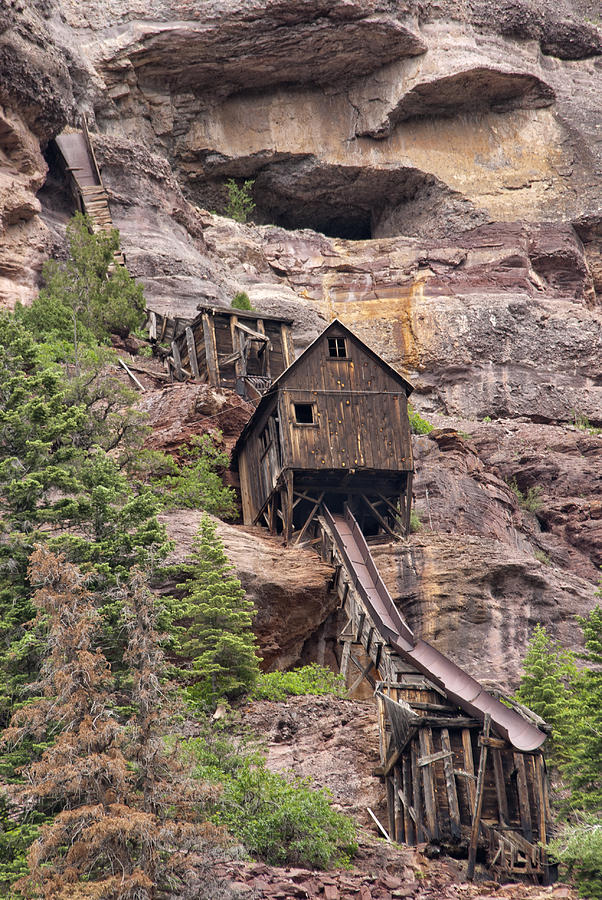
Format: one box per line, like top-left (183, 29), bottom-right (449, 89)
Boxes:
top-left (232, 319), bottom-right (414, 466)
top-left (271, 318), bottom-right (413, 395)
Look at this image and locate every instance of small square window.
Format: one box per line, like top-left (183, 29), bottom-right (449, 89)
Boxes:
top-left (328, 337), bottom-right (347, 358)
top-left (294, 403), bottom-right (314, 424)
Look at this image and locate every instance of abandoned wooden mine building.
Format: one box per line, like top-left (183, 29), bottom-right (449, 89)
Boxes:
top-left (232, 319), bottom-right (414, 542)
top-left (151, 305), bottom-right (295, 399)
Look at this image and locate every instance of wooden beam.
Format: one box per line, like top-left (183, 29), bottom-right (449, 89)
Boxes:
top-left (118, 357), bottom-right (145, 391)
top-left (462, 728), bottom-right (477, 812)
top-left (185, 326), bottom-right (200, 378)
top-left (171, 340), bottom-right (183, 380)
top-left (282, 471), bottom-right (294, 544)
top-left (441, 729), bottom-right (461, 840)
top-left (467, 714), bottom-right (491, 880)
top-left (293, 491), bottom-right (324, 545)
top-left (339, 640), bottom-right (351, 680)
top-left (411, 739), bottom-right (425, 842)
top-left (349, 658), bottom-right (375, 694)
top-left (281, 322), bottom-right (295, 369)
top-left (492, 748), bottom-right (510, 826)
top-left (386, 776), bottom-right (396, 843)
top-left (404, 472), bottom-right (414, 537)
top-left (402, 756), bottom-right (415, 844)
top-left (393, 766), bottom-right (404, 842)
top-left (514, 753), bottom-right (533, 843)
top-left (202, 313), bottom-right (219, 386)
top-left (148, 311), bottom-right (157, 340)
top-left (418, 728), bottom-right (439, 840)
top-left (360, 494), bottom-right (400, 539)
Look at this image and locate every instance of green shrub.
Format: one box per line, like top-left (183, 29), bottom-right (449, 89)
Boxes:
top-left (409, 509), bottom-right (422, 533)
top-left (408, 404), bottom-right (433, 435)
top-left (549, 821), bottom-right (602, 899)
top-left (534, 549), bottom-right (551, 565)
top-left (508, 478), bottom-right (543, 513)
top-left (482, 415), bottom-right (492, 423)
top-left (253, 664), bottom-right (347, 702)
top-left (184, 730), bottom-right (357, 869)
top-left (572, 411), bottom-right (602, 436)
top-left (224, 179), bottom-right (256, 224)
top-left (152, 432), bottom-right (237, 519)
top-left (231, 291), bottom-right (253, 311)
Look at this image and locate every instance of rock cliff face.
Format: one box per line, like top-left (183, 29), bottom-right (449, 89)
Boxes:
top-left (1, 0), bottom-right (601, 691)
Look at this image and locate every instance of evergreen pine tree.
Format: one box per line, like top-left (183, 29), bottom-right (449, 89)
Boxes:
top-left (175, 516), bottom-right (260, 706)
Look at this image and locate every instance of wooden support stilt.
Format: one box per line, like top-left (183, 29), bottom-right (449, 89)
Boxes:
top-left (402, 755), bottom-right (415, 845)
top-left (492, 748), bottom-right (510, 826)
top-left (201, 314), bottom-right (220, 386)
top-left (411, 739), bottom-right (425, 842)
top-left (441, 728), bottom-right (461, 839)
top-left (418, 728), bottom-right (439, 840)
top-left (294, 491), bottom-right (324, 545)
top-left (467, 714), bottom-right (491, 880)
top-left (393, 766), bottom-right (404, 842)
top-left (404, 472), bottom-right (414, 536)
top-left (185, 326), bottom-right (200, 378)
top-left (514, 753), bottom-right (533, 843)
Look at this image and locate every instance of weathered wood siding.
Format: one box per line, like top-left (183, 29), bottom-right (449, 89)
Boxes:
top-left (177, 308), bottom-right (293, 389)
top-left (237, 401), bottom-right (281, 523)
top-left (278, 330), bottom-right (412, 472)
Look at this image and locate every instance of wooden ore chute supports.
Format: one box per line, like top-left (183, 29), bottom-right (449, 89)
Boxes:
top-left (318, 504), bottom-right (552, 884)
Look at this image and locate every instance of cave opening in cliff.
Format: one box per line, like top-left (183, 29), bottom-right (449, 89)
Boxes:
top-left (257, 204), bottom-right (373, 241)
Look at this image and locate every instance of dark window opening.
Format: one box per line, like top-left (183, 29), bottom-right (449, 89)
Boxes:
top-left (294, 403), bottom-right (315, 424)
top-left (328, 337), bottom-right (347, 358)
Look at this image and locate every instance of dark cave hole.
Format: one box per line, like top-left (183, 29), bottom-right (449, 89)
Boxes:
top-left (256, 205), bottom-right (373, 240)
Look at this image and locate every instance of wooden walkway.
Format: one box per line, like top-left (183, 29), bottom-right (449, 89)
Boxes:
top-left (54, 120), bottom-right (125, 266)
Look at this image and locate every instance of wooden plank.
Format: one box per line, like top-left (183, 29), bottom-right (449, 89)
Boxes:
top-left (386, 776), bottom-right (396, 843)
top-left (492, 748), bottom-right (510, 826)
top-left (367, 807), bottom-right (391, 843)
top-left (418, 748), bottom-right (453, 767)
top-left (281, 322), bottom-right (295, 369)
top-left (514, 753), bottom-right (533, 843)
top-left (394, 766), bottom-right (404, 842)
top-left (202, 314), bottom-right (219, 386)
top-left (411, 739), bottom-right (425, 842)
top-left (462, 728), bottom-right (477, 812)
top-left (404, 472), bottom-right (414, 536)
top-left (361, 493), bottom-right (400, 539)
top-left (479, 736), bottom-right (508, 750)
top-left (339, 640), bottom-right (351, 681)
top-left (418, 728), bottom-right (439, 840)
top-left (376, 691), bottom-right (387, 764)
top-left (185, 326), bottom-right (200, 378)
top-left (441, 729), bottom-right (461, 840)
top-left (293, 491), bottom-right (324, 545)
top-left (382, 747), bottom-right (402, 777)
top-left (118, 357), bottom-right (145, 391)
top-left (402, 755), bottom-right (415, 845)
top-left (467, 714), bottom-right (491, 880)
top-left (349, 658), bottom-right (375, 695)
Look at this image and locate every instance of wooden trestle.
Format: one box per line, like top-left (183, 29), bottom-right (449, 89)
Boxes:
top-left (315, 513), bottom-right (553, 884)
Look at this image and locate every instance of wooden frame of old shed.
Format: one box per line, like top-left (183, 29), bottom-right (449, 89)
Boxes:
top-left (155, 305), bottom-right (295, 399)
top-left (232, 320), bottom-right (414, 542)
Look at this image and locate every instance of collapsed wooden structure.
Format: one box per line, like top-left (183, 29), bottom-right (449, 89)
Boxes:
top-left (232, 320), bottom-right (414, 541)
top-left (148, 306), bottom-right (294, 400)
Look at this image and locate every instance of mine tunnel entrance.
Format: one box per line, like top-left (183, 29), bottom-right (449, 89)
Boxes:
top-left (257, 205), bottom-right (373, 240)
